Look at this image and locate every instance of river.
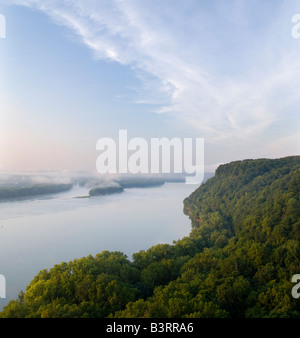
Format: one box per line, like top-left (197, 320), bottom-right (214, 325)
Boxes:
top-left (0, 182), bottom-right (196, 310)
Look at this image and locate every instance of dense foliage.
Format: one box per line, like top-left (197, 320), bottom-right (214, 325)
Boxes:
top-left (117, 176), bottom-right (165, 188)
top-left (89, 186), bottom-right (124, 196)
top-left (0, 184), bottom-right (72, 200)
top-left (1, 156), bottom-right (299, 318)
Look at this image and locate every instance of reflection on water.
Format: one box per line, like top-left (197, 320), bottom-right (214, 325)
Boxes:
top-left (0, 182), bottom-right (195, 310)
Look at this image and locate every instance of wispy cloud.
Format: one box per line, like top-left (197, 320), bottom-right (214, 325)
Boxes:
top-left (6, 0), bottom-right (300, 144)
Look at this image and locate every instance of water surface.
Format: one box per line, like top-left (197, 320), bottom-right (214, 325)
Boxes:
top-left (0, 182), bottom-right (195, 309)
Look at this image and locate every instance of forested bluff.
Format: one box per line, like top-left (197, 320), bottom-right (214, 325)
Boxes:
top-left (1, 156), bottom-right (299, 318)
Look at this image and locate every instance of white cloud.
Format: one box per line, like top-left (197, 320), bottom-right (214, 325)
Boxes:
top-left (6, 0), bottom-right (300, 147)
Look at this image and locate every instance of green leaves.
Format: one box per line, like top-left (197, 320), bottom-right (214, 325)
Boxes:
top-left (1, 156), bottom-right (300, 318)
top-left (0, 252), bottom-right (140, 318)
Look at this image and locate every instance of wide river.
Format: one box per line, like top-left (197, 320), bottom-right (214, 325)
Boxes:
top-left (0, 182), bottom-right (196, 310)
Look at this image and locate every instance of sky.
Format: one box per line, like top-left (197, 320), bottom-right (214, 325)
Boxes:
top-left (0, 0), bottom-right (299, 172)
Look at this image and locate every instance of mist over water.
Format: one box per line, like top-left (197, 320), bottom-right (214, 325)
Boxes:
top-left (0, 182), bottom-right (196, 310)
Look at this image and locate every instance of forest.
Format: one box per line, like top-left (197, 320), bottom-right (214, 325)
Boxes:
top-left (0, 156), bottom-right (299, 318)
top-left (0, 174), bottom-right (179, 200)
top-left (89, 185), bottom-right (124, 196)
top-left (0, 184), bottom-right (72, 200)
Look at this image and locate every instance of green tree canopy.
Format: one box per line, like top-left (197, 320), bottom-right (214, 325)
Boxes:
top-left (1, 156), bottom-right (300, 318)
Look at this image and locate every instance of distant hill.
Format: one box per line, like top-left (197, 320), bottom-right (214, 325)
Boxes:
top-left (0, 184), bottom-right (72, 201)
top-left (1, 156), bottom-right (299, 318)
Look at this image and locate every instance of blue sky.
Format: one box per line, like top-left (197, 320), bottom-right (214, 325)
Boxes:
top-left (0, 0), bottom-right (299, 171)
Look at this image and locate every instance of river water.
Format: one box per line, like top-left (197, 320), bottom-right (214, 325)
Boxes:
top-left (0, 182), bottom-right (196, 310)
